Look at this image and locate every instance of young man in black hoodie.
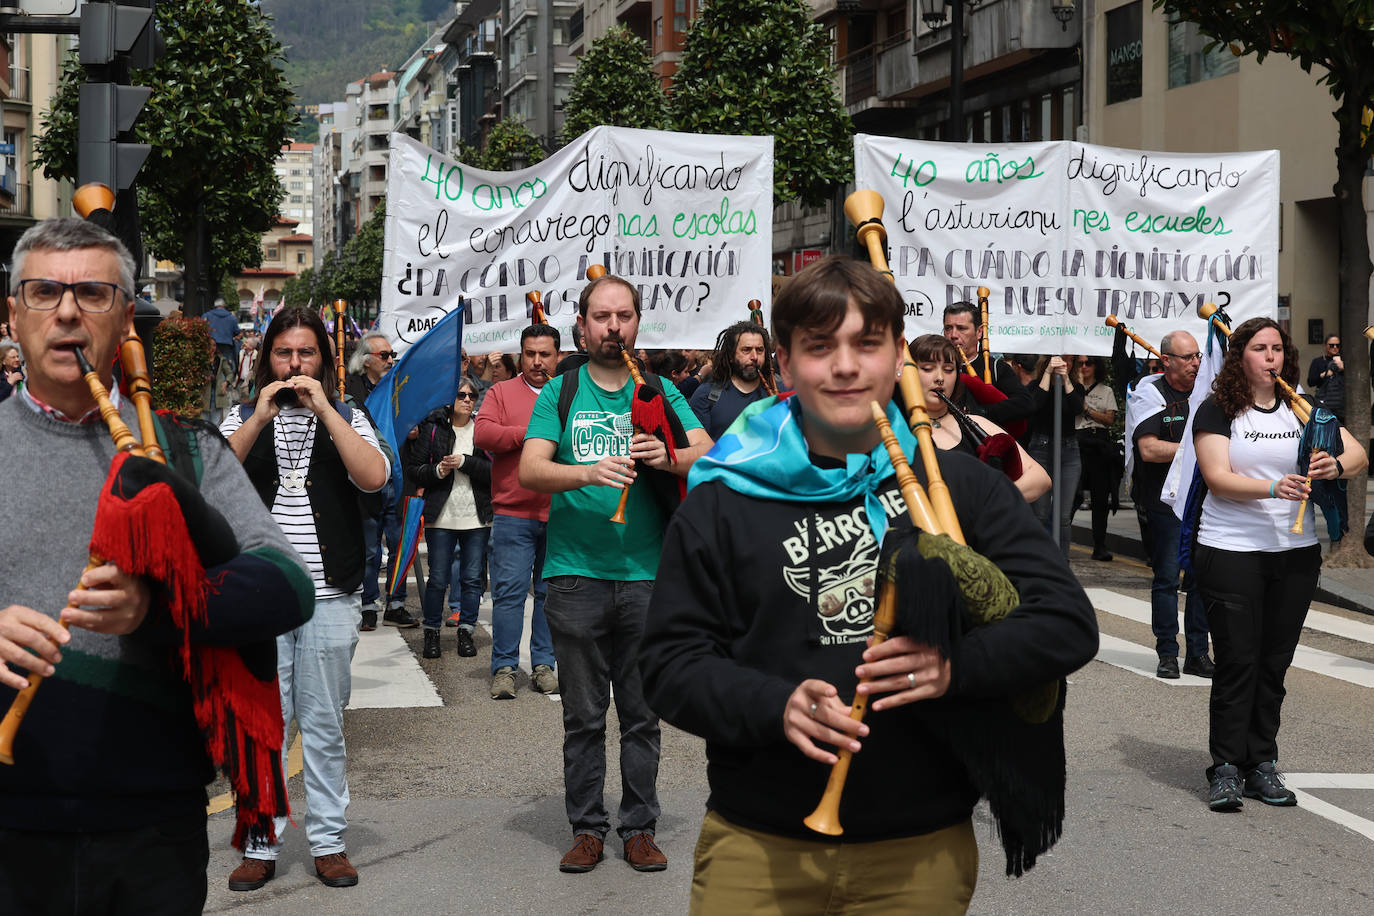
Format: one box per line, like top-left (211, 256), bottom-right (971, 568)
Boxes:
top-left (641, 256), bottom-right (1098, 913)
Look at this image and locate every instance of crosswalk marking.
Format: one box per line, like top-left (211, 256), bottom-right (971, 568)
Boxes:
top-left (1283, 775), bottom-right (1374, 843)
top-left (1093, 633), bottom-right (1212, 685)
top-left (349, 627), bottom-right (443, 709)
top-left (1086, 588), bottom-right (1374, 689)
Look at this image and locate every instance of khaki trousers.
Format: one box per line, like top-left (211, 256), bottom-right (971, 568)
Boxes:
top-left (689, 810), bottom-right (978, 915)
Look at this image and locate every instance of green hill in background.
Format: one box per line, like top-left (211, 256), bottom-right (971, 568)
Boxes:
top-left (263, 0), bottom-right (451, 122)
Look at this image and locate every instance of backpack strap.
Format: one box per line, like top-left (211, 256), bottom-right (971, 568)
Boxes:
top-left (706, 380), bottom-right (726, 406)
top-left (557, 366), bottom-right (581, 428)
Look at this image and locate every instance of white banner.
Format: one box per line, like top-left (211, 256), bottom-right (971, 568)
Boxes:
top-left (854, 135), bottom-right (1279, 355)
top-left (381, 129), bottom-right (774, 354)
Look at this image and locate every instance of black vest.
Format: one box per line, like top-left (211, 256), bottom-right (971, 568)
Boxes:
top-left (242, 409), bottom-right (367, 594)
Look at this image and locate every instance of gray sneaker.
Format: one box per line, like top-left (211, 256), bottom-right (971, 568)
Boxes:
top-left (531, 664), bottom-right (559, 695)
top-left (490, 666), bottom-right (517, 700)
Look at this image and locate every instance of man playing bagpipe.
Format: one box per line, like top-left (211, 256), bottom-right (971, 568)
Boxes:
top-left (519, 269), bottom-right (712, 874)
top-left (0, 218), bottom-right (314, 913)
top-left (641, 256), bottom-right (1098, 914)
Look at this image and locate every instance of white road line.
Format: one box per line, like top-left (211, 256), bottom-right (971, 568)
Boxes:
top-left (1085, 588), bottom-right (1374, 646)
top-left (1087, 588), bottom-right (1374, 689)
top-left (1094, 633), bottom-right (1212, 686)
top-left (1289, 790), bottom-right (1374, 843)
top-left (349, 626), bottom-right (443, 709)
top-left (1285, 773), bottom-right (1374, 790)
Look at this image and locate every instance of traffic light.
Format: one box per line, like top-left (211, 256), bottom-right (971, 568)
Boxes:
top-left (77, 2), bottom-right (162, 191)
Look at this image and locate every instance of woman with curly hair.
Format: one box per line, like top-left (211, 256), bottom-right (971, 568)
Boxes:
top-left (1192, 317), bottom-right (1366, 812)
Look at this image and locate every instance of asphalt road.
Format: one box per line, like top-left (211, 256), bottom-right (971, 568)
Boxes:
top-left (202, 547), bottom-right (1374, 915)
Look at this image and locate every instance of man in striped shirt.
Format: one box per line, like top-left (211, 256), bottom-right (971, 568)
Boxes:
top-left (220, 305), bottom-right (390, 891)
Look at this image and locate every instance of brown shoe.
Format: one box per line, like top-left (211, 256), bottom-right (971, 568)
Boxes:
top-left (558, 834), bottom-right (604, 873)
top-left (314, 851), bottom-right (359, 887)
top-left (623, 833), bottom-right (667, 872)
top-left (227, 857), bottom-right (275, 891)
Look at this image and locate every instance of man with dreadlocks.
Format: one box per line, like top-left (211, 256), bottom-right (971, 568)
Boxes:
top-left (688, 320), bottom-right (777, 440)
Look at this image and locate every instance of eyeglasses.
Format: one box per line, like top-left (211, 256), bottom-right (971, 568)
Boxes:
top-left (18, 278), bottom-right (129, 313)
top-left (1328, 342), bottom-right (1341, 349)
top-left (1163, 351), bottom-right (1202, 362)
top-left (271, 347), bottom-right (319, 361)
top-left (455, 391), bottom-right (476, 401)
top-left (369, 350), bottom-right (396, 361)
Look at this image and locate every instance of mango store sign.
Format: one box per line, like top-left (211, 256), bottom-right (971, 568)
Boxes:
top-left (853, 135), bottom-right (1278, 355)
top-left (381, 129), bottom-right (774, 353)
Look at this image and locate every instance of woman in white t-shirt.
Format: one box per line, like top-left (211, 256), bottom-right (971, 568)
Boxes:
top-left (1192, 318), bottom-right (1366, 812)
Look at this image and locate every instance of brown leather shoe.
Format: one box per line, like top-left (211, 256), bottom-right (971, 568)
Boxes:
top-left (558, 834), bottom-right (604, 873)
top-left (314, 851), bottom-right (359, 887)
top-left (227, 857), bottom-right (275, 891)
top-left (623, 833), bottom-right (667, 872)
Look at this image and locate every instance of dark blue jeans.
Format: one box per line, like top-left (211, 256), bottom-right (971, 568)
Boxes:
top-left (490, 514), bottom-right (554, 674)
top-left (543, 575), bottom-right (660, 840)
top-left (1147, 506), bottom-right (1209, 658)
top-left (363, 486), bottom-right (405, 607)
top-left (422, 526), bottom-right (490, 631)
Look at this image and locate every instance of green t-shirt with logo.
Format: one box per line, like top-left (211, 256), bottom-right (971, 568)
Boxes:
top-left (526, 365), bottom-right (701, 580)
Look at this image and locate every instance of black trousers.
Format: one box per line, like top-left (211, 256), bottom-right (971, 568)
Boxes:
top-left (1076, 432), bottom-right (1115, 550)
top-left (0, 812), bottom-right (208, 916)
top-left (1195, 543), bottom-right (1321, 770)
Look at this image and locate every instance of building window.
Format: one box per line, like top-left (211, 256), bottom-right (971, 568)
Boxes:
top-left (297, 252), bottom-right (307, 264)
top-left (1168, 18), bottom-right (1239, 88)
top-left (1105, 2), bottom-right (1143, 104)
top-left (266, 245), bottom-right (279, 260)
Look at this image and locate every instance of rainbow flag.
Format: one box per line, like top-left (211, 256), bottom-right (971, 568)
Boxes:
top-left (386, 495), bottom-right (426, 600)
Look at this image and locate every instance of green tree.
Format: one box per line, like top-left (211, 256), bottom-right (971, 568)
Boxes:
top-left (671, 0), bottom-right (853, 206)
top-left (1156, 1), bottom-right (1372, 566)
top-left (561, 26), bottom-right (669, 142)
top-left (36, 0), bottom-right (298, 317)
top-left (220, 275), bottom-right (242, 311)
top-left (480, 117), bottom-right (548, 171)
top-left (282, 267), bottom-right (314, 307)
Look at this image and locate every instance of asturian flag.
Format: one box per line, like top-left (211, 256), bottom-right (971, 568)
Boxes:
top-left (366, 300), bottom-right (464, 498)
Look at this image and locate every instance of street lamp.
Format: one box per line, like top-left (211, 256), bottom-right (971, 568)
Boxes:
top-left (1050, 0), bottom-right (1076, 31)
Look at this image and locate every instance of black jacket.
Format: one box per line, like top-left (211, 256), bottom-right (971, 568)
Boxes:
top-left (405, 406), bottom-right (493, 525)
top-left (641, 448), bottom-right (1098, 842)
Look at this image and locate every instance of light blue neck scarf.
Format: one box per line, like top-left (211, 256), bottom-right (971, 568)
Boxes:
top-left (688, 395), bottom-right (915, 542)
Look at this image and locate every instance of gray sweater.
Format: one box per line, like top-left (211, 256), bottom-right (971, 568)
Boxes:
top-left (0, 392), bottom-right (313, 831)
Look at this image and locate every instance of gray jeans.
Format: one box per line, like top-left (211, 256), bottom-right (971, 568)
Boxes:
top-left (543, 575), bottom-right (660, 840)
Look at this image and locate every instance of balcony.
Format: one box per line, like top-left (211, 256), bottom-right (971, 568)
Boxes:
top-left (7, 66), bottom-right (28, 103)
top-left (1, 182), bottom-right (31, 218)
top-left (909, 0), bottom-right (1080, 95)
top-left (838, 44), bottom-right (876, 107)
top-left (877, 31), bottom-right (916, 99)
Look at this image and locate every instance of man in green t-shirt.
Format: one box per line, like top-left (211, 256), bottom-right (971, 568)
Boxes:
top-left (520, 273), bottom-right (711, 875)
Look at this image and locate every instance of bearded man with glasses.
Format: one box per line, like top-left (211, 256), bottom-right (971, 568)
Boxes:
top-left (1125, 330), bottom-right (1214, 680)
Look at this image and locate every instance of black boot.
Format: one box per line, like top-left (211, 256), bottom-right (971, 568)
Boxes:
top-left (422, 628), bottom-right (441, 659)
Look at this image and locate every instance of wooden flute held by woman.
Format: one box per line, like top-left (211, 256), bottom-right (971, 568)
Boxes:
top-left (0, 346), bottom-right (147, 765)
top-left (1104, 315), bottom-right (1164, 359)
top-left (801, 403), bottom-right (943, 836)
top-left (977, 286), bottom-right (992, 383)
top-left (1267, 369), bottom-right (1317, 533)
top-left (843, 188), bottom-right (964, 544)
